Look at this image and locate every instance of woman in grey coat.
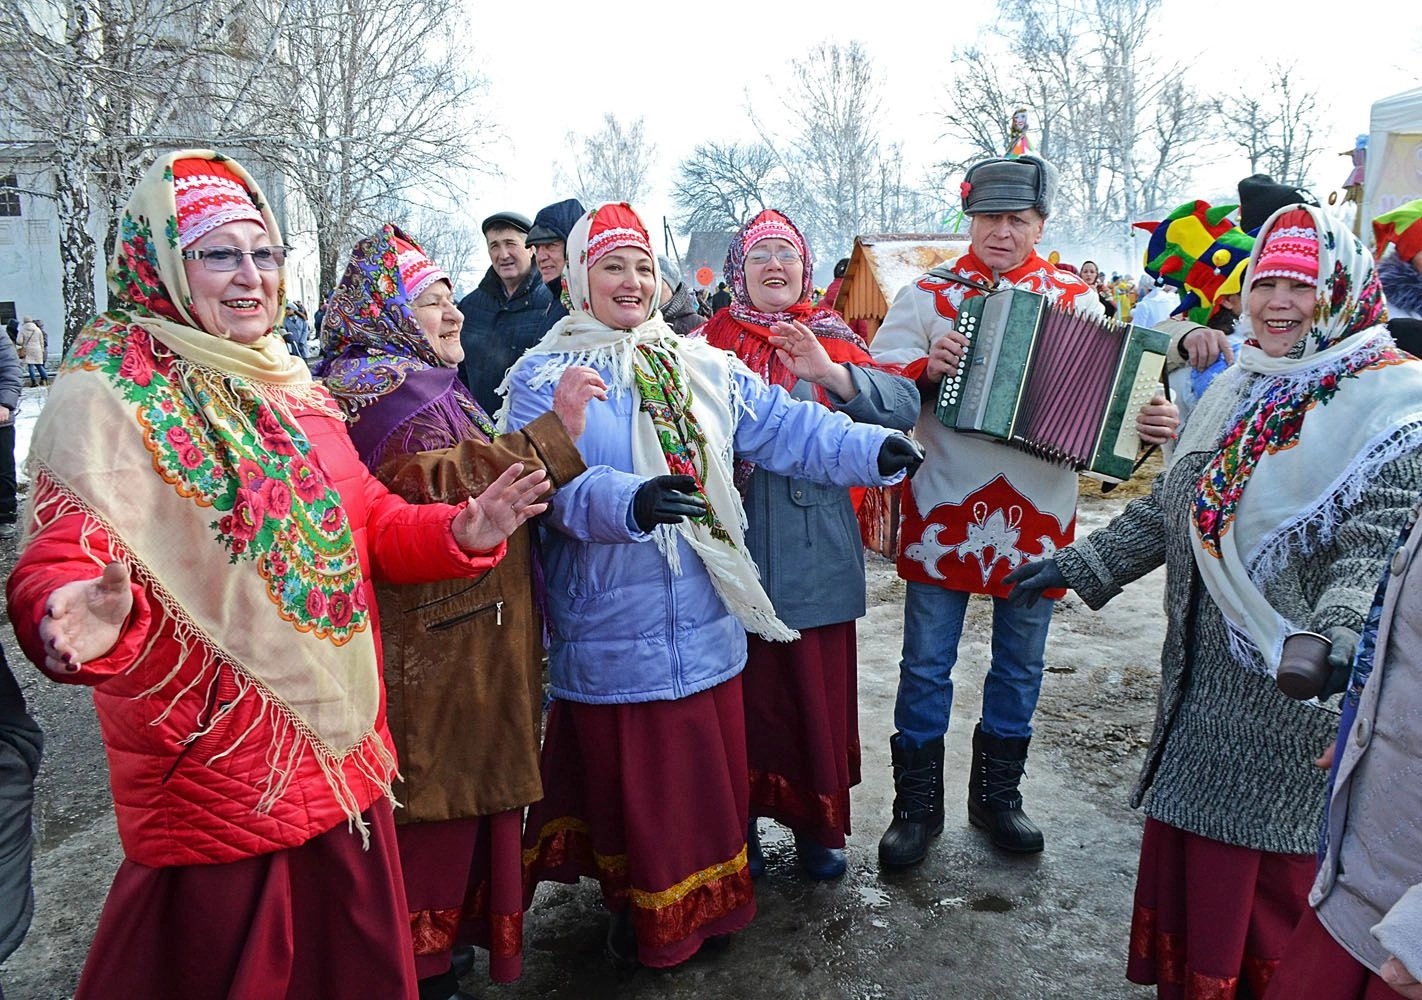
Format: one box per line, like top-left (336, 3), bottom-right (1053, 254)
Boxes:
top-left (1008, 204), bottom-right (1422, 998)
top-left (703, 209), bottom-right (919, 880)
top-left (1265, 497), bottom-right (1422, 998)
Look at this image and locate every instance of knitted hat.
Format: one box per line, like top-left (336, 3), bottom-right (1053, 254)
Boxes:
top-left (585, 203), bottom-right (652, 269)
top-left (960, 155), bottom-right (1058, 217)
top-left (1252, 208), bottom-right (1319, 286)
top-left (657, 255), bottom-right (682, 290)
top-left (740, 209), bottom-right (807, 260)
top-left (1373, 198), bottom-right (1422, 264)
top-left (391, 235), bottom-right (448, 300)
top-left (172, 158), bottom-right (266, 248)
top-left (1237, 174), bottom-right (1319, 235)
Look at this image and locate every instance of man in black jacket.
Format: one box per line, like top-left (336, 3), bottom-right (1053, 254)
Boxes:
top-left (458, 211), bottom-right (554, 415)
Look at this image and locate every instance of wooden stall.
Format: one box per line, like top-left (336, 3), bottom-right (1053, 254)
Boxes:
top-left (832, 233), bottom-right (971, 343)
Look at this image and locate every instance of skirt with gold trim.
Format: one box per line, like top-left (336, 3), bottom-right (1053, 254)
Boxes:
top-left (521, 676), bottom-right (755, 968)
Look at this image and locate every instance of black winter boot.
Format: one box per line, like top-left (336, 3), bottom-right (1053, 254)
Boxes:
top-left (878, 733), bottom-right (944, 869)
top-left (967, 723), bottom-right (1044, 854)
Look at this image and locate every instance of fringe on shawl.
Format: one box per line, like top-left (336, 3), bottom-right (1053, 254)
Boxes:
top-left (1222, 420), bottom-right (1422, 674)
top-left (169, 356), bottom-right (343, 430)
top-left (496, 336), bottom-right (796, 641)
top-left (26, 468), bottom-right (398, 848)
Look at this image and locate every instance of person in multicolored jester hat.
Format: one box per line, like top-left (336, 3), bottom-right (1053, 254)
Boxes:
top-left (1135, 199), bottom-right (1257, 423)
top-left (5, 150), bottom-right (552, 1000)
top-left (1008, 202), bottom-right (1422, 1000)
top-left (1373, 198), bottom-right (1422, 356)
top-left (869, 154), bottom-right (1179, 867)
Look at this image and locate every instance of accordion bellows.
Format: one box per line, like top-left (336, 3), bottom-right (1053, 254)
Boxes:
top-left (935, 288), bottom-right (1169, 483)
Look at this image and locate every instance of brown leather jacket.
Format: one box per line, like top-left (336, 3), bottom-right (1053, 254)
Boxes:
top-left (376, 412), bottom-right (585, 822)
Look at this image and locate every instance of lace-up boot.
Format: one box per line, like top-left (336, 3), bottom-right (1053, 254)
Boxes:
top-left (877, 733), bottom-right (944, 869)
top-left (967, 722), bottom-right (1044, 854)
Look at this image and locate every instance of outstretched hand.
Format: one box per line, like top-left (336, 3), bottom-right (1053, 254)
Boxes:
top-left (452, 462), bottom-right (550, 552)
top-left (553, 365), bottom-right (607, 441)
top-left (877, 435), bottom-right (924, 479)
top-left (40, 561), bottom-right (133, 674)
top-left (1003, 559), bottom-right (1067, 608)
top-left (768, 320), bottom-right (856, 399)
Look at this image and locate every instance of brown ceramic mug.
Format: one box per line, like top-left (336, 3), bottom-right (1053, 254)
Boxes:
top-left (1276, 631), bottom-right (1332, 700)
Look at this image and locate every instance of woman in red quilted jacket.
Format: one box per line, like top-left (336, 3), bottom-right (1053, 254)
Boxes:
top-left (5, 150), bottom-right (548, 1000)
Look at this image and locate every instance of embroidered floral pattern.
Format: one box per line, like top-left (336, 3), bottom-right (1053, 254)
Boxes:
top-left (631, 343), bottom-right (734, 545)
top-left (70, 317), bottom-right (371, 643)
top-left (1199, 222), bottom-right (1397, 556)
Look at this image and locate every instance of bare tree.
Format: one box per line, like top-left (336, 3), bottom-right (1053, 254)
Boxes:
top-left (671, 141), bottom-right (780, 234)
top-left (753, 41), bottom-right (884, 256)
top-left (255, 0), bottom-right (490, 296)
top-left (1216, 63), bottom-right (1322, 188)
top-left (0, 0), bottom-right (281, 346)
top-left (556, 114), bottom-right (657, 207)
top-left (938, 0), bottom-right (1214, 257)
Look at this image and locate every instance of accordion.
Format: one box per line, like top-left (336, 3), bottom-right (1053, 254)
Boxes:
top-left (934, 287), bottom-right (1169, 482)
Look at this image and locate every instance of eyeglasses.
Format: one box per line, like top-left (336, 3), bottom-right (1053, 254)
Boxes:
top-left (745, 249), bottom-right (802, 266)
top-left (181, 245), bottom-right (291, 271)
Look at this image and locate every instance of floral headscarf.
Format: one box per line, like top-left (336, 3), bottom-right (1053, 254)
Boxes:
top-left (704, 209), bottom-right (871, 394)
top-left (27, 149), bottom-right (392, 835)
top-left (1185, 202), bottom-right (1422, 671)
top-left (319, 224), bottom-right (494, 470)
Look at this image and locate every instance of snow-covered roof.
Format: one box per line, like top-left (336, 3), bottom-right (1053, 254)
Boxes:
top-left (835, 233), bottom-right (971, 329)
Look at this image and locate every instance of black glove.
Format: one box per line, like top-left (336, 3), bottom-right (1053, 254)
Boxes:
top-left (1003, 559), bottom-right (1067, 608)
top-left (877, 435), bottom-right (925, 479)
top-left (1319, 626), bottom-right (1359, 699)
top-left (631, 475), bottom-right (707, 532)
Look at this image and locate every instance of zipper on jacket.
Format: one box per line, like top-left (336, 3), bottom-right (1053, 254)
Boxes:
top-left (666, 557), bottom-right (682, 699)
top-left (426, 600), bottom-right (503, 632)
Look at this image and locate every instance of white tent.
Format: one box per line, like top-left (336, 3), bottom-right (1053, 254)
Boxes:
top-left (1365, 87), bottom-right (1422, 235)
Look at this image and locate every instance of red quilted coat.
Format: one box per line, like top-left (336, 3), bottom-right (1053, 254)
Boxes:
top-left (6, 403), bottom-right (505, 867)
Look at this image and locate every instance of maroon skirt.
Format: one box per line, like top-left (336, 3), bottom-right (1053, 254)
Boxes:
top-left (398, 810), bottom-right (523, 984)
top-left (1127, 817), bottom-right (1316, 1000)
top-left (76, 800), bottom-right (416, 1000)
top-left (1264, 906), bottom-right (1397, 1000)
top-left (743, 621), bottom-right (860, 847)
top-left (522, 677), bottom-right (755, 968)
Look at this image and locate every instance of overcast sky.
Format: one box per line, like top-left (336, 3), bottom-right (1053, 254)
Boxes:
top-left (445, 0), bottom-right (1421, 281)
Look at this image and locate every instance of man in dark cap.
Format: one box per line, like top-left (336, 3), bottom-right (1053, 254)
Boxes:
top-left (869, 155), bottom-right (1178, 867)
top-left (458, 210), bottom-right (553, 414)
top-left (525, 198), bottom-right (585, 332)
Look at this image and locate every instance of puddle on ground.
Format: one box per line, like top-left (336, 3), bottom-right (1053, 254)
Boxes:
top-left (969, 894), bottom-right (1014, 912)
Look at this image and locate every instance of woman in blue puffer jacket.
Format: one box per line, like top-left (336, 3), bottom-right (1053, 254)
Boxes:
top-left (502, 203), bottom-right (921, 969)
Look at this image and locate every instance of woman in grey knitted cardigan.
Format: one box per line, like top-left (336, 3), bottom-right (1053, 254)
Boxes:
top-left (1008, 204), bottom-right (1422, 999)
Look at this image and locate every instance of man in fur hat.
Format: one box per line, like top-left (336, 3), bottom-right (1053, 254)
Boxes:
top-left (869, 155), bottom-right (1178, 866)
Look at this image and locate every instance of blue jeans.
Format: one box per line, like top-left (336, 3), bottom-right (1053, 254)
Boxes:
top-left (893, 581), bottom-right (1055, 745)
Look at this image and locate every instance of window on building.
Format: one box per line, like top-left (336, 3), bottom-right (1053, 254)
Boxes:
top-left (0, 303), bottom-right (15, 332)
top-left (0, 176), bottom-right (20, 217)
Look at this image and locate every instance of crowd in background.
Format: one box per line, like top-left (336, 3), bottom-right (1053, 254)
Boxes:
top-left (0, 145), bottom-right (1421, 1000)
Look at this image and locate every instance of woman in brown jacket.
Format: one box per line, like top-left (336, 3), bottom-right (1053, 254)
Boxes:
top-left (318, 225), bottom-right (602, 998)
